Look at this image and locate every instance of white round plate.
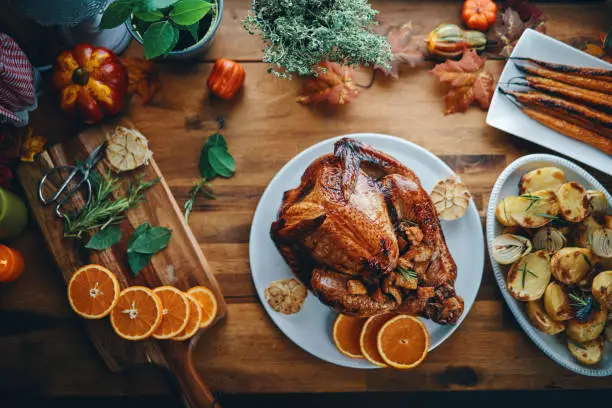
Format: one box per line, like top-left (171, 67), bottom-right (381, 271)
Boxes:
top-left (486, 154), bottom-right (612, 376)
top-left (250, 133), bottom-right (485, 368)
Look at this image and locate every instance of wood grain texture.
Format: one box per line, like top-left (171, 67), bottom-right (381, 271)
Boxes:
top-left (2, 0), bottom-right (612, 398)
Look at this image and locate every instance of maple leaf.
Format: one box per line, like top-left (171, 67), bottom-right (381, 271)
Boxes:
top-left (430, 49), bottom-right (496, 115)
top-left (121, 57), bottom-right (160, 104)
top-left (491, 8), bottom-right (546, 57)
top-left (20, 126), bottom-right (46, 162)
top-left (500, 0), bottom-right (543, 22)
top-left (375, 22), bottom-right (425, 79)
top-left (297, 62), bottom-right (360, 105)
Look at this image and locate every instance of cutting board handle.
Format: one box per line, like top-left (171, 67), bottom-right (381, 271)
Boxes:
top-left (174, 343), bottom-right (220, 408)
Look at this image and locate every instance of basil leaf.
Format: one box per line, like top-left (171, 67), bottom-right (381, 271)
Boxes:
top-left (208, 146), bottom-right (235, 178)
top-left (128, 251), bottom-right (153, 276)
top-left (129, 226), bottom-right (172, 254)
top-left (128, 223), bottom-right (151, 247)
top-left (143, 21), bottom-right (177, 59)
top-left (199, 145), bottom-right (216, 179)
top-left (149, 0), bottom-right (179, 8)
top-left (100, 0), bottom-right (135, 29)
top-left (85, 226), bottom-right (123, 250)
top-left (167, 23), bottom-right (180, 54)
top-left (183, 21), bottom-right (199, 42)
top-left (169, 0), bottom-right (212, 26)
top-left (134, 8), bottom-right (164, 22)
top-left (206, 133), bottom-right (227, 149)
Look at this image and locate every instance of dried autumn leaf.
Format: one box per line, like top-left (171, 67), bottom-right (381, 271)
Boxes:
top-left (376, 22), bottom-right (425, 79)
top-left (500, 0), bottom-right (543, 22)
top-left (491, 8), bottom-right (546, 57)
top-left (121, 57), bottom-right (160, 104)
top-left (297, 62), bottom-right (360, 105)
top-left (20, 127), bottom-right (46, 162)
top-left (430, 49), bottom-right (496, 115)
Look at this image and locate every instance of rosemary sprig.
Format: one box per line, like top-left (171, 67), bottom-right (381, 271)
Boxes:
top-left (534, 212), bottom-right (561, 220)
top-left (63, 171), bottom-right (159, 239)
top-left (582, 253), bottom-right (593, 268)
top-left (520, 264), bottom-right (537, 288)
top-left (184, 178), bottom-right (216, 223)
top-left (397, 267), bottom-right (418, 281)
top-left (520, 194), bottom-right (541, 211)
top-left (569, 291), bottom-right (594, 322)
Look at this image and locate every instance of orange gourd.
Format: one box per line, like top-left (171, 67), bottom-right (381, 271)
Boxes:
top-left (462, 0), bottom-right (498, 31)
top-left (207, 59), bottom-right (246, 100)
top-left (0, 245), bottom-right (24, 283)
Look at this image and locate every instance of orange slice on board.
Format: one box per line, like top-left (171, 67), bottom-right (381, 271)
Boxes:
top-left (332, 314), bottom-right (368, 359)
top-left (172, 293), bottom-right (203, 341)
top-left (377, 314), bottom-right (430, 369)
top-left (67, 264), bottom-right (120, 319)
top-left (110, 286), bottom-right (163, 340)
top-left (360, 313), bottom-right (395, 367)
top-left (152, 286), bottom-right (190, 339)
top-left (187, 286), bottom-right (218, 328)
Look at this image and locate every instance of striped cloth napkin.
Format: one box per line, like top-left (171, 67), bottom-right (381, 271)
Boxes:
top-left (0, 33), bottom-right (35, 126)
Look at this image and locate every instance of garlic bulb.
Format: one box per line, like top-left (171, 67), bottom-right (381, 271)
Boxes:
top-left (586, 190), bottom-right (608, 213)
top-left (430, 176), bottom-right (471, 220)
top-left (591, 228), bottom-right (612, 258)
top-left (532, 227), bottom-right (567, 254)
top-left (492, 234), bottom-right (533, 265)
top-left (106, 126), bottom-right (152, 172)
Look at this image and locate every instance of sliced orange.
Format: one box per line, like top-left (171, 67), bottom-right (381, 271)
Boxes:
top-left (152, 286), bottom-right (190, 339)
top-left (67, 264), bottom-right (120, 319)
top-left (187, 286), bottom-right (218, 328)
top-left (172, 293), bottom-right (203, 341)
top-left (360, 313), bottom-right (395, 367)
top-left (110, 286), bottom-right (163, 340)
top-left (377, 314), bottom-right (430, 369)
top-left (332, 314), bottom-right (368, 359)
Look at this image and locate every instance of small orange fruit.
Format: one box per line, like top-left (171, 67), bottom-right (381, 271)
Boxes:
top-left (360, 313), bottom-right (395, 367)
top-left (377, 314), bottom-right (430, 369)
top-left (172, 293), bottom-right (203, 341)
top-left (332, 314), bottom-right (368, 359)
top-left (187, 286), bottom-right (218, 328)
top-left (110, 286), bottom-right (163, 340)
top-left (67, 264), bottom-right (120, 319)
top-left (152, 286), bottom-right (190, 339)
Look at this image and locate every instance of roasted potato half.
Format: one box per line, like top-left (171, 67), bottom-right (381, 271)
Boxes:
top-left (525, 299), bottom-right (565, 334)
top-left (507, 251), bottom-right (551, 301)
top-left (544, 281), bottom-right (573, 321)
top-left (566, 304), bottom-right (608, 342)
top-left (592, 270), bottom-right (612, 309)
top-left (568, 337), bottom-right (604, 365)
top-left (496, 197), bottom-right (520, 227)
top-left (557, 182), bottom-right (589, 223)
top-left (519, 167), bottom-right (565, 195)
top-left (551, 247), bottom-right (593, 285)
top-left (511, 190), bottom-right (560, 229)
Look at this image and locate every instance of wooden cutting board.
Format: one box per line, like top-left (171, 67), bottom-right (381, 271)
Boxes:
top-left (18, 119), bottom-right (226, 408)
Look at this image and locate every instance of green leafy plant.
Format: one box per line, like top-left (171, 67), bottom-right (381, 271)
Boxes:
top-left (85, 226), bottom-right (123, 250)
top-left (127, 223), bottom-right (173, 276)
top-left (101, 0), bottom-right (215, 59)
top-left (243, 0), bottom-right (392, 78)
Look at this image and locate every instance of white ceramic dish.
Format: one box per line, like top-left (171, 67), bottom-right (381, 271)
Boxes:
top-left (486, 29), bottom-right (612, 176)
top-left (250, 134), bottom-right (485, 368)
top-left (486, 153), bottom-right (612, 376)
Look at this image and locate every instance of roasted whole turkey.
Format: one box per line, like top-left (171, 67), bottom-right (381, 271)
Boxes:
top-left (270, 138), bottom-right (464, 324)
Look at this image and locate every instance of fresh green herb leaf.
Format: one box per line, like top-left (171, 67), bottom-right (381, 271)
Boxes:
top-left (583, 253), bottom-right (593, 268)
top-left (206, 133), bottom-right (227, 149)
top-left (149, 0), bottom-right (179, 8)
top-left (143, 21), bottom-right (178, 59)
top-left (129, 223), bottom-right (152, 247)
top-left (199, 145), bottom-right (217, 179)
top-left (169, 0), bottom-right (212, 26)
top-left (520, 194), bottom-right (541, 212)
top-left (567, 338), bottom-right (586, 350)
top-left (397, 267), bottom-right (418, 280)
top-left (134, 7), bottom-right (164, 22)
top-left (208, 145), bottom-right (235, 177)
top-left (520, 264), bottom-right (536, 289)
top-left (184, 21), bottom-right (200, 41)
top-left (85, 226), bottom-right (123, 251)
top-left (184, 178), bottom-right (216, 223)
top-left (128, 251), bottom-right (153, 276)
top-left (569, 290), bottom-right (594, 322)
top-left (534, 212), bottom-right (560, 220)
top-left (100, 0), bottom-right (136, 29)
top-left (129, 226), bottom-right (172, 254)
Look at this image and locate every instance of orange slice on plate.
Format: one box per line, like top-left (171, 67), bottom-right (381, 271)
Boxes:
top-left (377, 314), bottom-right (430, 369)
top-left (152, 286), bottom-right (190, 339)
top-left (110, 286), bottom-right (163, 340)
top-left (67, 264), bottom-right (120, 319)
top-left (360, 313), bottom-right (395, 367)
top-left (187, 286), bottom-right (218, 328)
top-left (332, 314), bottom-right (368, 359)
top-left (172, 293), bottom-right (203, 341)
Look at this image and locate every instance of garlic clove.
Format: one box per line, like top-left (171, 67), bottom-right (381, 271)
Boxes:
top-left (105, 126), bottom-right (152, 173)
top-left (430, 176), bottom-right (471, 221)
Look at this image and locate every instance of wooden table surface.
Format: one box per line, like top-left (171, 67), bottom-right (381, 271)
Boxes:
top-left (1, 0), bottom-right (612, 398)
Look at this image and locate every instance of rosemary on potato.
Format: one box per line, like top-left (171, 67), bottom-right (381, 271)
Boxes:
top-left (520, 194), bottom-right (541, 212)
top-left (520, 264), bottom-right (537, 289)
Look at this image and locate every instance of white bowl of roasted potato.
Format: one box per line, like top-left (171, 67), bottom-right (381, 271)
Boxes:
top-left (487, 154), bottom-right (612, 376)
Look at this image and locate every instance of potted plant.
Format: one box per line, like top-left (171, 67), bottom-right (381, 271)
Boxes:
top-left (101, 0), bottom-right (223, 60)
top-left (243, 0), bottom-right (391, 78)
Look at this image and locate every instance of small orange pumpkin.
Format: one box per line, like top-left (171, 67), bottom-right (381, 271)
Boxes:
top-left (462, 0), bottom-right (498, 31)
top-left (0, 245), bottom-right (24, 283)
top-left (207, 59), bottom-right (246, 100)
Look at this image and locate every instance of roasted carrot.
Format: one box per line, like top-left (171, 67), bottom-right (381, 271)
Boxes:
top-left (523, 76), bottom-right (612, 113)
top-left (521, 107), bottom-right (612, 155)
top-left (516, 63), bottom-right (612, 95)
top-left (534, 105), bottom-right (612, 140)
top-left (502, 89), bottom-right (612, 129)
top-left (512, 57), bottom-right (612, 82)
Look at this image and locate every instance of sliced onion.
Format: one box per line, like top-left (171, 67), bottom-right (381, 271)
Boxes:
top-left (591, 228), bottom-right (612, 258)
top-left (532, 227), bottom-right (567, 254)
top-left (587, 190), bottom-right (608, 214)
top-left (492, 234), bottom-right (533, 265)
